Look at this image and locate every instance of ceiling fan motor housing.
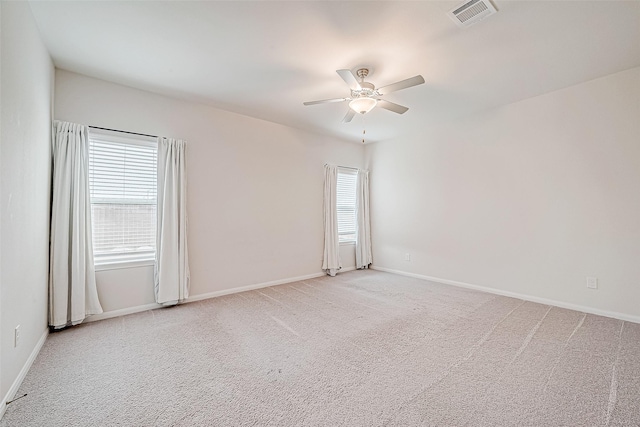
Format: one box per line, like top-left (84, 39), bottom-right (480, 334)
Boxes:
top-left (350, 71), bottom-right (379, 114)
top-left (351, 82), bottom-right (379, 99)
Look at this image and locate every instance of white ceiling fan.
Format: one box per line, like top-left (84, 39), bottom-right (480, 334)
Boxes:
top-left (303, 68), bottom-right (425, 123)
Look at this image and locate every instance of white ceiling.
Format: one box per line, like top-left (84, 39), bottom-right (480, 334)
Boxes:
top-left (29, 1), bottom-right (640, 144)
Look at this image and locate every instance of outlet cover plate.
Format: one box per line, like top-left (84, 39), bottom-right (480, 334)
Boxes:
top-left (14, 325), bottom-right (20, 347)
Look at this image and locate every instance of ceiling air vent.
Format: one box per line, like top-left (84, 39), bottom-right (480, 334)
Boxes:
top-left (447, 0), bottom-right (498, 28)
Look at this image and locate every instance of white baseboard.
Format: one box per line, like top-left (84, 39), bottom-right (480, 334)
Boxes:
top-left (86, 267), bottom-right (358, 323)
top-left (85, 302), bottom-right (163, 323)
top-left (186, 271), bottom-right (327, 303)
top-left (371, 266), bottom-right (640, 324)
top-left (185, 267), bottom-right (355, 302)
top-left (1, 328), bottom-right (48, 420)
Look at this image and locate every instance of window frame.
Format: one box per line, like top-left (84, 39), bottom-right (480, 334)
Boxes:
top-left (88, 128), bottom-right (158, 269)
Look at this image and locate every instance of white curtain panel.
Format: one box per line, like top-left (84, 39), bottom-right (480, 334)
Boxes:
top-left (322, 164), bottom-right (342, 276)
top-left (49, 121), bottom-right (103, 328)
top-left (155, 137), bottom-right (190, 305)
top-left (356, 169), bottom-right (373, 269)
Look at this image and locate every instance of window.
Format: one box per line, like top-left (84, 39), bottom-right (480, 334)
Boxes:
top-left (88, 129), bottom-right (158, 265)
top-left (337, 168), bottom-right (357, 243)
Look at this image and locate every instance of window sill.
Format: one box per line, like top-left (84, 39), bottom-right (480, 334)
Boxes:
top-left (95, 259), bottom-right (155, 272)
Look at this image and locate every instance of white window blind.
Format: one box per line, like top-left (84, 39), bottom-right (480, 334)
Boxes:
top-left (88, 129), bottom-right (158, 265)
top-left (337, 168), bottom-right (357, 243)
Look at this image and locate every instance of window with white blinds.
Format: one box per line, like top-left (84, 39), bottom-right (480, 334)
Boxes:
top-left (337, 168), bottom-right (357, 243)
top-left (88, 129), bottom-right (158, 265)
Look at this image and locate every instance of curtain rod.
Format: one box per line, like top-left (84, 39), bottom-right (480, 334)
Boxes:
top-left (326, 164), bottom-right (359, 171)
top-left (89, 126), bottom-right (157, 139)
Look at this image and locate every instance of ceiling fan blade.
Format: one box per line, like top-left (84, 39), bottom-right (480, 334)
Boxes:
top-left (336, 69), bottom-right (362, 91)
top-left (377, 99), bottom-right (409, 114)
top-left (303, 98), bottom-right (348, 106)
top-left (377, 75), bottom-right (425, 95)
top-left (342, 109), bottom-right (356, 123)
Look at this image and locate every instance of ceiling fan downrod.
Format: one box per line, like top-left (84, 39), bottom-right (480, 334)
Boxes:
top-left (356, 68), bottom-right (369, 81)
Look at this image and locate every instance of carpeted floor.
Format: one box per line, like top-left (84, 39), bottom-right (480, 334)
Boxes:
top-left (2, 270), bottom-right (639, 426)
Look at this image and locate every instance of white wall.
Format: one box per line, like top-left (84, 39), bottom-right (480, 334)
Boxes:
top-left (55, 70), bottom-right (363, 314)
top-left (366, 67), bottom-right (640, 320)
top-left (0, 1), bottom-right (53, 404)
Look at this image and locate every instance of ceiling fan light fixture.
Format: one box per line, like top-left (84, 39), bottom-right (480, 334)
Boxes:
top-left (349, 97), bottom-right (377, 114)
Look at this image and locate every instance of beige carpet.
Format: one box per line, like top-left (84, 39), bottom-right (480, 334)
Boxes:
top-left (2, 270), bottom-right (639, 426)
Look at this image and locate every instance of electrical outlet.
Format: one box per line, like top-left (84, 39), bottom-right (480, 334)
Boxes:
top-left (586, 276), bottom-right (598, 289)
top-left (14, 325), bottom-right (20, 348)
top-left (404, 253), bottom-right (411, 262)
